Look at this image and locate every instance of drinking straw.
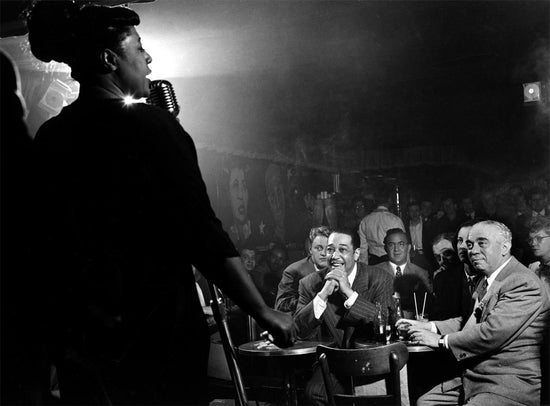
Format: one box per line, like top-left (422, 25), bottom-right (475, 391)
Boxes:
top-left (421, 292), bottom-right (427, 319)
top-left (413, 292), bottom-right (419, 319)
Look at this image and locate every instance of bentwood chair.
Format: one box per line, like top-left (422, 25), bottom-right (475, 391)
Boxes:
top-left (317, 342), bottom-right (409, 406)
top-left (207, 283), bottom-right (288, 406)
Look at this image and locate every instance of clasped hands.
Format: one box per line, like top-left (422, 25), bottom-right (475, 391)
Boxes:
top-left (318, 269), bottom-right (353, 301)
top-left (395, 318), bottom-right (441, 348)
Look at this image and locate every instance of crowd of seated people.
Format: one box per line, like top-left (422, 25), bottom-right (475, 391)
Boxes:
top-left (225, 179), bottom-right (549, 405)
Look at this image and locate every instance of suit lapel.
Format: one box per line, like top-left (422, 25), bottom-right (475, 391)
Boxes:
top-left (352, 264), bottom-right (368, 293)
top-left (476, 258), bottom-right (516, 322)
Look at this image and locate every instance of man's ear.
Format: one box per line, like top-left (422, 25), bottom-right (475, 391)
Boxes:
top-left (353, 247), bottom-right (360, 262)
top-left (99, 49), bottom-right (119, 72)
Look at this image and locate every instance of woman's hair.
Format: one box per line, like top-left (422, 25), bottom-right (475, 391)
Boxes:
top-left (27, 1), bottom-right (140, 81)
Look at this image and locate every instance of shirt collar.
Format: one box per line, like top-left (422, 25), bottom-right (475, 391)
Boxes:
top-left (389, 261), bottom-right (406, 275)
top-left (348, 263), bottom-right (358, 286)
top-left (486, 257), bottom-right (512, 287)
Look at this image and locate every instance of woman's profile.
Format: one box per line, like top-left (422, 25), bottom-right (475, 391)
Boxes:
top-left (27, 2), bottom-right (294, 404)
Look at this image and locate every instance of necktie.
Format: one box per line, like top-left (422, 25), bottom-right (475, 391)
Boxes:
top-left (467, 277), bottom-right (476, 296)
top-left (477, 278), bottom-right (488, 301)
top-left (395, 266), bottom-right (402, 278)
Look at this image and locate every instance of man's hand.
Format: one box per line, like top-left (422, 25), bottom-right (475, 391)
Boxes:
top-left (318, 279), bottom-right (339, 301)
top-left (395, 318), bottom-right (432, 331)
top-left (408, 326), bottom-right (440, 348)
top-left (258, 308), bottom-right (297, 348)
top-left (325, 269), bottom-right (353, 299)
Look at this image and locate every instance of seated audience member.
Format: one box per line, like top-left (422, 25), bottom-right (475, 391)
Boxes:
top-left (373, 228), bottom-right (432, 318)
top-left (294, 228), bottom-right (394, 406)
top-left (405, 201), bottom-right (434, 272)
top-left (435, 197), bottom-right (466, 235)
top-left (399, 220), bottom-right (549, 406)
top-left (527, 216), bottom-right (550, 298)
top-left (478, 190), bottom-right (498, 220)
top-left (430, 233), bottom-right (463, 321)
top-left (342, 196), bottom-right (367, 233)
top-left (250, 244), bottom-right (288, 307)
top-left (420, 198), bottom-right (439, 271)
top-left (459, 195), bottom-right (478, 220)
top-left (275, 226), bottom-right (331, 314)
top-left (358, 190), bottom-right (405, 265)
top-left (455, 220), bottom-right (483, 319)
top-left (240, 247), bottom-right (256, 274)
top-left (517, 187), bottom-right (549, 265)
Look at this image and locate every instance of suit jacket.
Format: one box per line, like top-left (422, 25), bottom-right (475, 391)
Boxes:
top-left (294, 262), bottom-right (394, 347)
top-left (373, 261), bottom-right (432, 317)
top-left (431, 263), bottom-right (463, 321)
top-left (435, 256), bottom-right (550, 405)
top-left (275, 256), bottom-right (316, 314)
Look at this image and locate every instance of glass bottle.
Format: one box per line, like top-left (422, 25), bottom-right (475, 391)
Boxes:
top-left (394, 294), bottom-right (405, 340)
top-left (375, 301), bottom-right (384, 343)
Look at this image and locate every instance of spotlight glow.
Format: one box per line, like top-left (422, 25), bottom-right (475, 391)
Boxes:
top-left (123, 96), bottom-right (145, 105)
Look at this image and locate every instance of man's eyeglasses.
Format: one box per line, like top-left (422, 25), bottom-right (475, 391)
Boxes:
top-left (386, 241), bottom-right (408, 249)
top-left (528, 235), bottom-right (550, 245)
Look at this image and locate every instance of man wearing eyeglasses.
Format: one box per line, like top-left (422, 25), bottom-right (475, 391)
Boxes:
top-left (527, 216), bottom-right (550, 298)
top-left (373, 228), bottom-right (432, 318)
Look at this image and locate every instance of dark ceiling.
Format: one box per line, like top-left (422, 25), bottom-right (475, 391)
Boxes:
top-left (1, 0), bottom-right (549, 176)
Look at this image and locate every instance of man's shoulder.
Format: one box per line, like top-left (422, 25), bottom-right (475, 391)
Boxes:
top-left (283, 257), bottom-right (314, 275)
top-left (300, 269), bottom-right (324, 286)
top-left (407, 262), bottom-right (430, 276)
top-left (498, 257), bottom-right (541, 285)
top-left (371, 262), bottom-right (391, 273)
top-left (359, 263), bottom-right (393, 282)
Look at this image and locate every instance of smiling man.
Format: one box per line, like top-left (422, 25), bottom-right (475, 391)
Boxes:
top-left (401, 220), bottom-right (549, 406)
top-left (275, 226), bottom-right (331, 314)
top-left (374, 228), bottom-right (432, 317)
top-left (294, 228), bottom-right (394, 405)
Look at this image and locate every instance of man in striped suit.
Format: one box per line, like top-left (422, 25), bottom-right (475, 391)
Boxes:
top-left (294, 228), bottom-right (394, 405)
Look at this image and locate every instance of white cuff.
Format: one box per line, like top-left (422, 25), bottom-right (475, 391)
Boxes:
top-left (344, 291), bottom-right (359, 309)
top-left (313, 294), bottom-right (327, 319)
top-left (430, 322), bottom-right (438, 333)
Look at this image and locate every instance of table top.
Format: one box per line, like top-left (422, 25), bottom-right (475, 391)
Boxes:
top-left (238, 339), bottom-right (333, 357)
top-left (354, 339), bottom-right (434, 353)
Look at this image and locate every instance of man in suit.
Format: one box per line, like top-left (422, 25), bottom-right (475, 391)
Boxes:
top-left (373, 228), bottom-right (432, 318)
top-left (456, 219), bottom-right (483, 320)
top-left (294, 228), bottom-right (394, 405)
top-left (250, 244), bottom-right (288, 308)
top-left (430, 233), bottom-right (463, 321)
top-left (400, 220), bottom-right (549, 406)
top-left (358, 190), bottom-right (405, 265)
top-left (405, 201), bottom-right (434, 273)
top-left (275, 226), bottom-right (331, 314)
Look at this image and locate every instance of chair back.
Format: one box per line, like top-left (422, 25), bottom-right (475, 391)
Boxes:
top-left (208, 283), bottom-right (248, 406)
top-left (317, 342), bottom-right (408, 406)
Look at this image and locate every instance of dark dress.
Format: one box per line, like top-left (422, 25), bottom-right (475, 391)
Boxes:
top-left (32, 97), bottom-right (238, 405)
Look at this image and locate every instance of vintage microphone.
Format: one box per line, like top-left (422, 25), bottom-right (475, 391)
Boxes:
top-left (146, 79), bottom-right (180, 117)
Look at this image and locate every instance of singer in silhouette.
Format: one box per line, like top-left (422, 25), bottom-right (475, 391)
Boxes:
top-left (27, 2), bottom-right (295, 405)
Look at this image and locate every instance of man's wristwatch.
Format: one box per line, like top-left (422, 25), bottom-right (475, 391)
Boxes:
top-left (438, 335), bottom-right (446, 349)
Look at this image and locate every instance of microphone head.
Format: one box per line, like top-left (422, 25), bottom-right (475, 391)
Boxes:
top-left (146, 79), bottom-right (180, 117)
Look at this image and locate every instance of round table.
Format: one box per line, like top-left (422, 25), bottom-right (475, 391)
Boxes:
top-left (238, 339), bottom-right (332, 406)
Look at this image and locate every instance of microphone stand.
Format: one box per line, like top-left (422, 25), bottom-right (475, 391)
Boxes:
top-left (208, 282), bottom-right (248, 406)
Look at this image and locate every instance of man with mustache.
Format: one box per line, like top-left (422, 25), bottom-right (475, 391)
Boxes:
top-left (399, 220), bottom-right (549, 406)
top-left (294, 228), bottom-right (394, 405)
